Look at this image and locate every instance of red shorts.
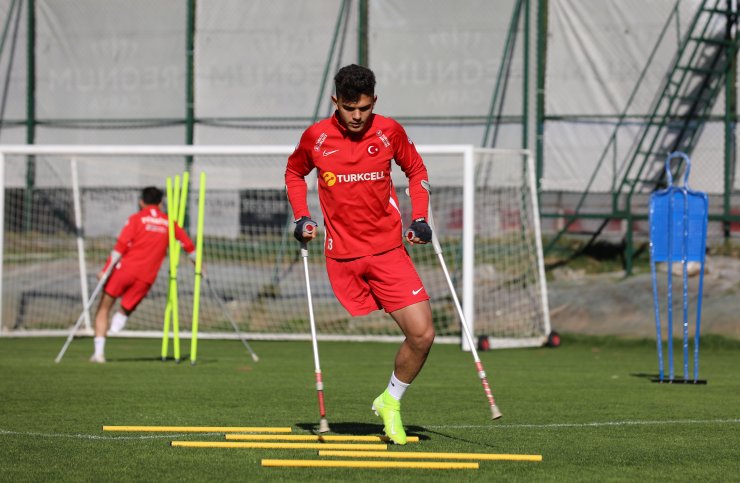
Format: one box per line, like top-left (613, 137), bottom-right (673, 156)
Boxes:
top-left (325, 245), bottom-right (429, 316)
top-left (104, 269), bottom-right (152, 312)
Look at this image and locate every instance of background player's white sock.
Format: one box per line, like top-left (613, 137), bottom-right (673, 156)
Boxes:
top-left (387, 372), bottom-right (410, 401)
top-left (94, 336), bottom-right (106, 357)
top-left (109, 312), bottom-right (128, 333)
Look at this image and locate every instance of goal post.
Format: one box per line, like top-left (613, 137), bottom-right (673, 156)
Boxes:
top-left (0, 145), bottom-right (549, 348)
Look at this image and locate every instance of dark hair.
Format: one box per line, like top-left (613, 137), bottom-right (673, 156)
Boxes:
top-left (141, 186), bottom-right (164, 205)
top-left (334, 64), bottom-right (376, 102)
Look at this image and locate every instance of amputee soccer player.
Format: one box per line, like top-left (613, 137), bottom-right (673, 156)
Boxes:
top-left (89, 187), bottom-right (196, 363)
top-left (285, 64), bottom-right (435, 444)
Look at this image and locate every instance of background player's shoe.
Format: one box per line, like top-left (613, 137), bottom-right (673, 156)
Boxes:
top-left (89, 353), bottom-right (106, 363)
top-left (371, 389), bottom-right (407, 445)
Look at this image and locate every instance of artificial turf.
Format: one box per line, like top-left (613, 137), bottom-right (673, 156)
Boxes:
top-left (1, 335), bottom-right (738, 482)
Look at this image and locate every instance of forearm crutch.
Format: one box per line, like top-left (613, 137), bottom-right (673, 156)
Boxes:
top-left (55, 253), bottom-right (121, 363)
top-left (301, 239), bottom-right (330, 433)
top-left (409, 180), bottom-right (502, 419)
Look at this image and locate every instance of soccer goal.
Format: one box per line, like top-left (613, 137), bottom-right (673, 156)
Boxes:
top-left (0, 145), bottom-right (549, 348)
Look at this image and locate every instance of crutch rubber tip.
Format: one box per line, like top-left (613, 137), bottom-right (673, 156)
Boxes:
top-left (318, 418), bottom-right (331, 433)
top-left (491, 405), bottom-right (503, 420)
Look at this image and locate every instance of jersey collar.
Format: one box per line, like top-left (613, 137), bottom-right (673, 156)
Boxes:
top-left (332, 111), bottom-right (375, 139)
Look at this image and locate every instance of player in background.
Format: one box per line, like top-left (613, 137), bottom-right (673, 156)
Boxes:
top-left (89, 187), bottom-right (196, 363)
top-left (285, 64), bottom-right (435, 444)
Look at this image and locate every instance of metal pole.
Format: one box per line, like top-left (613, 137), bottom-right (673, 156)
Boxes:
top-left (185, 0), bottom-right (195, 144)
top-left (723, 0), bottom-right (737, 239)
top-left (536, 0), bottom-right (548, 193)
top-left (184, 0), bottom-right (196, 231)
top-left (23, 0), bottom-right (35, 232)
top-left (358, 0), bottom-right (368, 66)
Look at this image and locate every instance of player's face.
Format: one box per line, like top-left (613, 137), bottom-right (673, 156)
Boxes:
top-left (333, 94), bottom-right (376, 134)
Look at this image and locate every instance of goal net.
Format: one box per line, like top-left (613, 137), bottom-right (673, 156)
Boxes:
top-left (0, 145), bottom-right (550, 348)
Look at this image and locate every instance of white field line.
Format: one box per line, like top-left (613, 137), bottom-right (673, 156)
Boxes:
top-left (1, 419), bottom-right (738, 441)
top-left (427, 418), bottom-right (740, 430)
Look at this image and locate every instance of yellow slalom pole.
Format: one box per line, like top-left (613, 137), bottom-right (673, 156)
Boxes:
top-left (190, 172), bottom-right (205, 365)
top-left (262, 459), bottom-right (478, 470)
top-left (103, 425), bottom-right (292, 433)
top-left (172, 172), bottom-right (189, 362)
top-left (317, 450), bottom-right (543, 462)
top-left (225, 434), bottom-right (419, 443)
top-left (170, 175), bottom-right (182, 362)
top-left (176, 171), bottom-right (190, 227)
top-left (171, 441), bottom-right (387, 451)
top-left (174, 172), bottom-right (190, 271)
top-left (161, 177), bottom-right (174, 360)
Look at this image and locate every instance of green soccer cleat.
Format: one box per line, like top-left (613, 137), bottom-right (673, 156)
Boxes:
top-left (371, 389), bottom-right (407, 445)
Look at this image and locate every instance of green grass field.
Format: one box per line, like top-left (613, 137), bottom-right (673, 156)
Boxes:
top-left (1, 335), bottom-right (738, 482)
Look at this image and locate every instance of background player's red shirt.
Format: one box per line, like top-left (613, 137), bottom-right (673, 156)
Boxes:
top-left (102, 205), bottom-right (195, 284)
top-left (285, 113), bottom-right (429, 259)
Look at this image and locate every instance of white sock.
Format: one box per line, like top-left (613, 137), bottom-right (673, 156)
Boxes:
top-left (387, 372), bottom-right (410, 401)
top-left (109, 312), bottom-right (128, 333)
top-left (94, 336), bottom-right (106, 357)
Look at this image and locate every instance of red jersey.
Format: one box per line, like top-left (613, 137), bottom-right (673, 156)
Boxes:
top-left (102, 205), bottom-right (195, 284)
top-left (285, 113), bottom-right (429, 259)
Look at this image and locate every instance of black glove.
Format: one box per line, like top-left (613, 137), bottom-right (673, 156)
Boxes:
top-left (406, 218), bottom-right (432, 243)
top-left (294, 216), bottom-right (318, 242)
